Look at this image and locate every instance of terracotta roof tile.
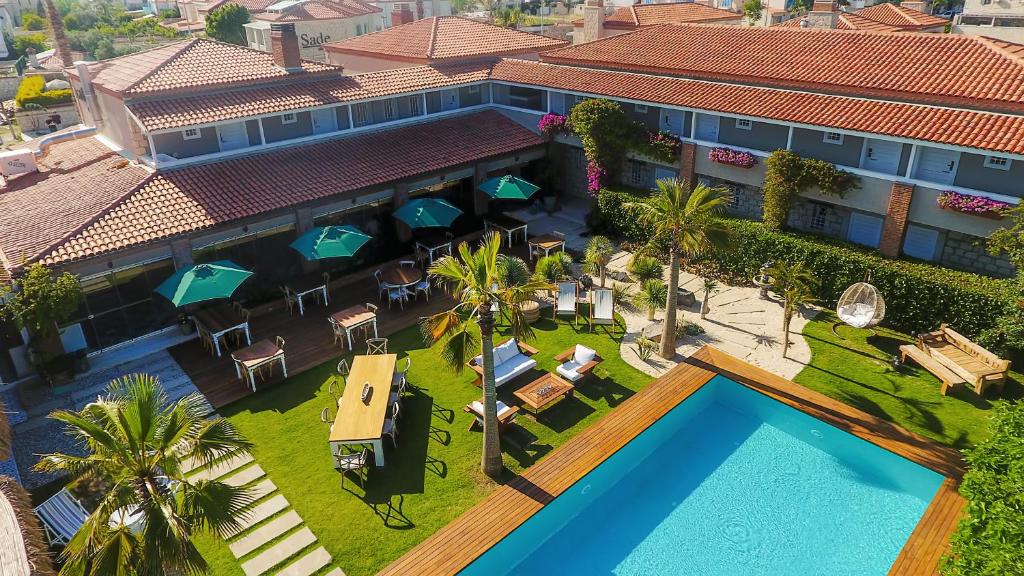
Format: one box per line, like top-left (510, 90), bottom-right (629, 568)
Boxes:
top-left (41, 110), bottom-right (543, 265)
top-left (254, 0), bottom-right (381, 21)
top-left (855, 3), bottom-right (948, 30)
top-left (776, 12), bottom-right (904, 32)
top-left (605, 3), bottom-right (743, 28)
top-left (539, 24), bottom-right (1024, 113)
top-left (0, 139), bottom-right (152, 271)
top-left (490, 59), bottom-right (1024, 156)
top-left (129, 61), bottom-right (493, 130)
top-left (66, 39), bottom-right (340, 97)
top-left (323, 16), bottom-right (567, 61)
top-left (201, 0), bottom-right (278, 12)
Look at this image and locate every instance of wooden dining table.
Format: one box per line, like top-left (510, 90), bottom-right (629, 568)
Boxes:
top-left (231, 338), bottom-right (286, 392)
top-left (528, 234), bottom-right (566, 261)
top-left (192, 303), bottom-right (251, 357)
top-left (330, 304), bottom-right (378, 350)
top-left (414, 232), bottom-right (453, 264)
top-left (287, 274), bottom-right (329, 316)
top-left (380, 266), bottom-right (422, 289)
top-left (484, 214), bottom-right (528, 247)
top-left (329, 354), bottom-right (397, 467)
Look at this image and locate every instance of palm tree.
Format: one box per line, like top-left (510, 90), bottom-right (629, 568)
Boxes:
top-left (626, 178), bottom-right (731, 359)
top-left (583, 235), bottom-right (615, 287)
top-left (421, 233), bottom-right (549, 477)
top-left (41, 0), bottom-right (73, 68)
top-left (633, 279), bottom-right (667, 321)
top-left (700, 277), bottom-right (718, 320)
top-left (768, 261), bottom-right (818, 358)
top-left (35, 375), bottom-right (255, 576)
top-left (628, 255), bottom-right (662, 284)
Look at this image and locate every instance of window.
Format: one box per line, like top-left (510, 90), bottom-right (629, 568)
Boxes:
top-left (468, 84), bottom-right (480, 94)
top-left (823, 131), bottom-right (844, 145)
top-left (634, 103), bottom-right (648, 114)
top-left (352, 103), bottom-right (370, 126)
top-left (984, 156), bottom-right (1011, 170)
top-left (281, 112), bottom-right (297, 124)
top-left (382, 99), bottom-right (397, 121)
top-left (735, 118), bottom-right (752, 130)
top-left (409, 95), bottom-right (423, 116)
top-left (809, 203), bottom-right (829, 231)
top-left (182, 127), bottom-right (201, 140)
top-left (630, 161), bottom-right (645, 187)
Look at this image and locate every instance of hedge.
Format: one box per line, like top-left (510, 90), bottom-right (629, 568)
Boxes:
top-left (15, 76), bottom-right (73, 109)
top-left (594, 186), bottom-right (1017, 338)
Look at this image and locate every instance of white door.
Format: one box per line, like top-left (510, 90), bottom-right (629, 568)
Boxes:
top-left (913, 147), bottom-right (959, 185)
top-left (861, 139), bottom-right (901, 175)
top-left (442, 89), bottom-right (459, 111)
top-left (311, 107), bottom-right (337, 134)
top-left (902, 225), bottom-right (939, 261)
top-left (694, 113), bottom-right (719, 143)
top-left (662, 110), bottom-right (684, 137)
top-left (217, 122), bottom-right (249, 152)
top-left (847, 212), bottom-right (884, 248)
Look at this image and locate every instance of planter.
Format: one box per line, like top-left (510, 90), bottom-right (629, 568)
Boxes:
top-left (522, 300), bottom-right (541, 324)
top-left (708, 147), bottom-right (757, 169)
top-left (937, 191), bottom-right (1011, 220)
top-left (938, 205), bottom-right (1006, 220)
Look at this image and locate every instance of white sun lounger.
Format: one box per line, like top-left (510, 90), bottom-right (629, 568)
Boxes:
top-left (554, 281), bottom-right (578, 325)
top-left (35, 488), bottom-right (88, 545)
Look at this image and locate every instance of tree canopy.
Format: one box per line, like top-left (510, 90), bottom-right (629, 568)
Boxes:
top-left (205, 4), bottom-right (250, 46)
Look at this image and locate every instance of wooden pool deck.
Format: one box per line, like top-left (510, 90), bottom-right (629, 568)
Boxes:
top-left (378, 346), bottom-right (966, 576)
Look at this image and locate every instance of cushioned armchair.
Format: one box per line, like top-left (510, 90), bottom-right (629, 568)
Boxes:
top-left (555, 344), bottom-right (603, 382)
top-left (467, 337), bottom-right (539, 388)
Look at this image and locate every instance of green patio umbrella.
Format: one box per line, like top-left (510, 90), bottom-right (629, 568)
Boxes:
top-left (478, 175), bottom-right (540, 201)
top-left (289, 225), bottom-right (371, 261)
top-left (393, 198), bottom-right (463, 229)
top-left (154, 260), bottom-right (253, 307)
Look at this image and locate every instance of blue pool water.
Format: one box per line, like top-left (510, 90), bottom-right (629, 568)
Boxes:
top-left (461, 376), bottom-right (943, 576)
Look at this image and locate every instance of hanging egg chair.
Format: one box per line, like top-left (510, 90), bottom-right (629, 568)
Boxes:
top-left (834, 281), bottom-right (886, 337)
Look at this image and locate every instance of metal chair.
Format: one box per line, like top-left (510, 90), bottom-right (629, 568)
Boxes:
top-left (329, 316), bottom-right (345, 347)
top-left (334, 447), bottom-right (369, 488)
top-left (280, 286), bottom-right (298, 315)
top-left (367, 338), bottom-right (388, 355)
top-left (386, 285), bottom-right (407, 309)
top-left (399, 260), bottom-right (417, 268)
top-left (320, 407), bottom-right (333, 433)
top-left (337, 358), bottom-right (350, 377)
top-left (382, 403), bottom-right (399, 448)
top-left (373, 269), bottom-right (387, 301)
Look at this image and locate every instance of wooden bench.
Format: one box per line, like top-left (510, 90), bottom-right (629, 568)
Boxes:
top-left (918, 324), bottom-right (1010, 395)
top-left (900, 344), bottom-right (965, 395)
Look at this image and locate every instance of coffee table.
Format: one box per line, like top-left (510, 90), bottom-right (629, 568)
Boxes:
top-left (514, 372), bottom-right (574, 415)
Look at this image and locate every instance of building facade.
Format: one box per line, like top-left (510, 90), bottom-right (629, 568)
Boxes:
top-left (954, 0), bottom-right (1024, 42)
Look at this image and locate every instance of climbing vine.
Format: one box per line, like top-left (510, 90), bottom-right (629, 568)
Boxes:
top-left (762, 149), bottom-right (859, 230)
top-left (568, 99), bottom-right (638, 194)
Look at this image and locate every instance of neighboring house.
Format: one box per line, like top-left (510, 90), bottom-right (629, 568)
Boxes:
top-left (370, 0), bottom-right (451, 28)
top-left (0, 23), bottom-right (1021, 368)
top-left (776, 9), bottom-right (903, 31)
top-left (772, 0), bottom-right (946, 30)
top-left (854, 1), bottom-right (948, 31)
top-left (573, 0), bottom-right (742, 44)
top-left (955, 0), bottom-right (1024, 42)
top-left (245, 0), bottom-right (383, 60)
top-left (323, 16), bottom-right (568, 73)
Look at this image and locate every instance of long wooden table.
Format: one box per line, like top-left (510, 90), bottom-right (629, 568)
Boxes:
top-left (329, 353), bottom-right (397, 467)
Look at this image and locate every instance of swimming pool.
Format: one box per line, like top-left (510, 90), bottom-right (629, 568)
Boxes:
top-left (460, 375), bottom-right (944, 576)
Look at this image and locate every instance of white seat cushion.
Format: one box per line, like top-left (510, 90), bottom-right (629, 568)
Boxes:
top-left (557, 361), bottom-right (584, 382)
top-left (574, 344), bottom-right (597, 365)
top-left (470, 400), bottom-right (515, 419)
top-left (493, 339), bottom-right (520, 365)
top-left (494, 354), bottom-right (537, 387)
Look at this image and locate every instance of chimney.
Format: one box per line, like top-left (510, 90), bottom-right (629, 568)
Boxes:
top-left (577, 0), bottom-right (605, 45)
top-left (804, 0), bottom-right (839, 28)
top-left (391, 6), bottom-right (414, 25)
top-left (73, 61), bottom-right (103, 128)
top-left (270, 23), bottom-right (302, 72)
top-left (900, 0), bottom-right (928, 12)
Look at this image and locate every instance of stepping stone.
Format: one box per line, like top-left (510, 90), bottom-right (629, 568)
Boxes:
top-left (240, 527), bottom-right (316, 576)
top-left (228, 495), bottom-right (290, 537)
top-left (323, 569), bottom-right (344, 576)
top-left (275, 547), bottom-right (331, 576)
top-left (230, 511), bottom-right (302, 558)
top-left (224, 465), bottom-right (266, 487)
top-left (189, 453), bottom-right (254, 482)
top-left (248, 479), bottom-right (277, 501)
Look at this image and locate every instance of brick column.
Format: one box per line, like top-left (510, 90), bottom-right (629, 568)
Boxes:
top-left (678, 142), bottom-right (697, 189)
top-left (879, 182), bottom-right (914, 258)
top-left (473, 163), bottom-right (490, 216)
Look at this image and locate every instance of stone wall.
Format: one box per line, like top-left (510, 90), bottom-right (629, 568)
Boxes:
top-left (939, 231), bottom-right (1015, 278)
top-left (700, 173), bottom-right (763, 220)
top-left (788, 197), bottom-right (846, 239)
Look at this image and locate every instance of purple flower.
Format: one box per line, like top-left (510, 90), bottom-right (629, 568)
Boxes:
top-left (708, 147), bottom-right (757, 168)
top-left (538, 113), bottom-right (568, 137)
top-left (586, 161), bottom-right (605, 196)
top-left (937, 191), bottom-right (1011, 217)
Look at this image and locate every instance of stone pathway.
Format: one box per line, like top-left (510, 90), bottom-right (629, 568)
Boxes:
top-left (186, 451), bottom-right (344, 576)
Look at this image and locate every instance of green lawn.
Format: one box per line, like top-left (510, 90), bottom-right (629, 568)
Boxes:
top-left (195, 317), bottom-right (652, 576)
top-left (794, 311), bottom-right (1023, 449)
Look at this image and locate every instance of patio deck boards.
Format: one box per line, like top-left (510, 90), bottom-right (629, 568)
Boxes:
top-left (378, 346), bottom-right (965, 576)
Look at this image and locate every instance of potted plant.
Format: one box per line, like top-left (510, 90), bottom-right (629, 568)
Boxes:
top-left (937, 191), bottom-right (1011, 220)
top-left (178, 312), bottom-right (195, 335)
top-left (708, 147), bottom-right (757, 168)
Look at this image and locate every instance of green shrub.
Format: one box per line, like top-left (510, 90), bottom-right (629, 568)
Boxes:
top-left (12, 33), bottom-right (47, 57)
top-left (628, 256), bottom-right (662, 283)
top-left (943, 401), bottom-right (1024, 575)
top-left (21, 13), bottom-right (44, 30)
top-left (15, 75), bottom-right (72, 108)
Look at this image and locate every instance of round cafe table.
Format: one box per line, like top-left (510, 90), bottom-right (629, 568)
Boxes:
top-left (380, 266), bottom-right (422, 288)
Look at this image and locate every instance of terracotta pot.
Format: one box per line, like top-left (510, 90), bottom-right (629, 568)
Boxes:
top-left (522, 300), bottom-right (541, 324)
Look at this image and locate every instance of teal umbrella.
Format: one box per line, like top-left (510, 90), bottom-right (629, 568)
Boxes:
top-left (290, 225), bottom-right (371, 261)
top-left (393, 198), bottom-right (463, 229)
top-left (154, 260), bottom-right (253, 307)
top-left (478, 175), bottom-right (540, 200)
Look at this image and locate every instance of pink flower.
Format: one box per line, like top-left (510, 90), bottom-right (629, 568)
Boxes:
top-left (586, 161), bottom-right (605, 196)
top-left (538, 113), bottom-right (568, 137)
top-left (708, 147), bottom-right (757, 168)
top-left (937, 191), bottom-right (1011, 217)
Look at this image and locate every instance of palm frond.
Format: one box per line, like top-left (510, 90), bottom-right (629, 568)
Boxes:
top-left (181, 418), bottom-right (253, 472)
top-left (179, 479), bottom-right (256, 538)
top-left (438, 320), bottom-right (479, 374)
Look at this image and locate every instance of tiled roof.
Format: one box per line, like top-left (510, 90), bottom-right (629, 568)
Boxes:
top-left (776, 12), bottom-right (903, 32)
top-left (253, 0), bottom-right (381, 21)
top-left (41, 111), bottom-right (544, 265)
top-left (129, 61), bottom-right (492, 130)
top-left (33, 49), bottom-right (87, 71)
top-left (539, 25), bottom-right (1024, 113)
top-left (323, 16), bottom-right (567, 61)
top-left (201, 0), bottom-right (278, 13)
top-left (66, 39), bottom-right (340, 97)
top-left (490, 58), bottom-right (1024, 156)
top-left (855, 3), bottom-right (948, 30)
top-left (605, 3), bottom-right (743, 28)
top-left (0, 139), bottom-right (152, 272)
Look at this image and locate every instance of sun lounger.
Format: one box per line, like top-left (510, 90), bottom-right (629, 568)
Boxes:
top-left (35, 488), bottom-right (88, 545)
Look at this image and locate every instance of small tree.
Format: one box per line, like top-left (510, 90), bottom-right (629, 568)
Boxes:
top-left (700, 277), bottom-right (718, 320)
top-left (741, 0), bottom-right (763, 24)
top-left (533, 252), bottom-right (572, 285)
top-left (628, 255), bottom-right (662, 284)
top-left (21, 13), bottom-right (45, 30)
top-left (633, 279), bottom-right (667, 322)
top-left (205, 3), bottom-right (249, 46)
top-left (768, 261), bottom-right (817, 358)
top-left (1, 263), bottom-right (82, 367)
top-left (583, 235), bottom-right (615, 287)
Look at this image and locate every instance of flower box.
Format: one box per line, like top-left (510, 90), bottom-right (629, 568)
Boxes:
top-left (537, 113), bottom-right (569, 138)
top-left (937, 191), bottom-right (1011, 220)
top-left (708, 147), bottom-right (757, 168)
